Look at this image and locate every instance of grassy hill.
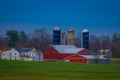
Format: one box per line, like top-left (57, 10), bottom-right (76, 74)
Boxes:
top-left (0, 60), bottom-right (120, 80)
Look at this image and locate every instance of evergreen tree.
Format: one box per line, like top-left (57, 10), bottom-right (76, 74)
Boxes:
top-left (18, 31), bottom-right (28, 47)
top-left (6, 30), bottom-right (19, 47)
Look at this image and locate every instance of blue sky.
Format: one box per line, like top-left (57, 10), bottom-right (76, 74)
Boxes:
top-left (0, 0), bottom-right (120, 36)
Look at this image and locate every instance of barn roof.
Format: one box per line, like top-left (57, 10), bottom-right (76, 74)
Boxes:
top-left (53, 45), bottom-right (84, 54)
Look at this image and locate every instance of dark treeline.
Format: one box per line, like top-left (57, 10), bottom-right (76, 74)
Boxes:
top-left (0, 28), bottom-right (120, 58)
top-left (75, 32), bottom-right (120, 58)
top-left (0, 28), bottom-right (52, 53)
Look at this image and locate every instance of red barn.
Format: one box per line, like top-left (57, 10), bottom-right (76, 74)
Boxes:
top-left (43, 45), bottom-right (91, 63)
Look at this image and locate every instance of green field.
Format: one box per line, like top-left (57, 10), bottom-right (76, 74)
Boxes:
top-left (0, 60), bottom-right (120, 80)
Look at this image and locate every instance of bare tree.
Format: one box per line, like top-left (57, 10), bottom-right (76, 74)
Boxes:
top-left (0, 36), bottom-right (7, 48)
top-left (31, 28), bottom-right (52, 52)
top-left (112, 32), bottom-right (120, 58)
top-left (99, 36), bottom-right (112, 50)
top-left (74, 33), bottom-right (81, 48)
top-left (17, 31), bottom-right (28, 48)
top-left (89, 35), bottom-right (101, 52)
top-left (74, 38), bottom-right (81, 48)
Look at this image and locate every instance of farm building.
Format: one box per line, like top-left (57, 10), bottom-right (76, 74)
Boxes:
top-left (1, 48), bottom-right (20, 60)
top-left (43, 45), bottom-right (110, 64)
top-left (0, 47), bottom-right (41, 61)
top-left (16, 48), bottom-right (40, 61)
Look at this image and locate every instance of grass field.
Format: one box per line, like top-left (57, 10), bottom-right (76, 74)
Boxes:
top-left (111, 58), bottom-right (120, 64)
top-left (0, 60), bottom-right (120, 80)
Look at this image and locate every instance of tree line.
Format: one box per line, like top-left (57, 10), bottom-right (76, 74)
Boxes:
top-left (0, 28), bottom-right (52, 53)
top-left (0, 28), bottom-right (120, 58)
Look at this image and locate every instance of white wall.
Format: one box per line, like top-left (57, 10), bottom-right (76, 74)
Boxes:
top-left (1, 48), bottom-right (41, 61)
top-left (1, 48), bottom-right (20, 60)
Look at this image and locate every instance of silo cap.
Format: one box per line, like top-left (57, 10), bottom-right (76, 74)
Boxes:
top-left (68, 28), bottom-right (74, 31)
top-left (82, 29), bottom-right (89, 32)
top-left (53, 27), bottom-right (60, 30)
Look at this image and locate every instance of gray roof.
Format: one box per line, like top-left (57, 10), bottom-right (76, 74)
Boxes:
top-left (81, 55), bottom-right (109, 59)
top-left (16, 48), bottom-right (34, 53)
top-left (53, 45), bottom-right (84, 54)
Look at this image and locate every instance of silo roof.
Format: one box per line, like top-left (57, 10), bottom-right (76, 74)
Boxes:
top-left (82, 29), bottom-right (89, 32)
top-left (68, 28), bottom-right (74, 31)
top-left (53, 27), bottom-right (60, 30)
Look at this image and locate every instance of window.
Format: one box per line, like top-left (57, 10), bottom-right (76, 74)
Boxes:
top-left (10, 53), bottom-right (11, 55)
top-left (15, 53), bottom-right (17, 55)
top-left (29, 53), bottom-right (31, 56)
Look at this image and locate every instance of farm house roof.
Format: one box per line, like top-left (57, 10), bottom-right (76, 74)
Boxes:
top-left (53, 45), bottom-right (84, 54)
top-left (16, 48), bottom-right (34, 53)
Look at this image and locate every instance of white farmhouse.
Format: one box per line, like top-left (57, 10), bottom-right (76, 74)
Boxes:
top-left (1, 48), bottom-right (42, 61)
top-left (1, 48), bottom-right (20, 60)
top-left (16, 48), bottom-right (40, 61)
